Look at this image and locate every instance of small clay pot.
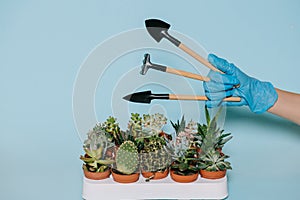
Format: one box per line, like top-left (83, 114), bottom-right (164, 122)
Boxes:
top-left (170, 170), bottom-right (198, 183)
top-left (142, 168), bottom-right (169, 180)
top-left (200, 169), bottom-right (226, 179)
top-left (111, 169), bottom-right (140, 183)
top-left (83, 168), bottom-right (111, 180)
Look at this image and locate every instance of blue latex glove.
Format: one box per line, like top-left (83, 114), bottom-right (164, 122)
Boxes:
top-left (203, 54), bottom-right (278, 113)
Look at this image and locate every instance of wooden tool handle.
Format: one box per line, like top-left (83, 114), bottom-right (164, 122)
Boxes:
top-left (169, 94), bottom-right (241, 102)
top-left (179, 43), bottom-right (223, 74)
top-left (166, 67), bottom-right (210, 82)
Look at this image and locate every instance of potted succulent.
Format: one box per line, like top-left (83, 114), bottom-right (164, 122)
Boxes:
top-left (80, 123), bottom-right (115, 180)
top-left (129, 113), bottom-right (172, 181)
top-left (198, 149), bottom-right (232, 179)
top-left (170, 148), bottom-right (199, 183)
top-left (111, 140), bottom-right (140, 183)
top-left (101, 116), bottom-right (140, 183)
top-left (170, 116), bottom-right (199, 183)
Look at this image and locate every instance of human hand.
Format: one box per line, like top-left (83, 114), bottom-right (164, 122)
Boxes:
top-left (203, 54), bottom-right (278, 113)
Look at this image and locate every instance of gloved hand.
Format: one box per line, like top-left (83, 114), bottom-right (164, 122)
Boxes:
top-left (203, 54), bottom-right (278, 113)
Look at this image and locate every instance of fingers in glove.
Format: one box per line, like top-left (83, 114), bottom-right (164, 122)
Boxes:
top-left (208, 54), bottom-right (236, 75)
top-left (204, 81), bottom-right (235, 93)
top-left (205, 89), bottom-right (234, 101)
top-left (208, 70), bottom-right (239, 85)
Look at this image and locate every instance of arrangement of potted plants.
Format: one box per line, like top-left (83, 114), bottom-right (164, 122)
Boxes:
top-left (80, 123), bottom-right (115, 180)
top-left (80, 107), bottom-right (233, 183)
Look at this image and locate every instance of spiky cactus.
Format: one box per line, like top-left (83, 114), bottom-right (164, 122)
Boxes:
top-left (116, 141), bottom-right (139, 174)
top-left (139, 135), bottom-right (172, 172)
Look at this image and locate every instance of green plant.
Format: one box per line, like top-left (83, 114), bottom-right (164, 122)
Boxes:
top-left (196, 106), bottom-right (232, 153)
top-left (198, 149), bottom-right (232, 172)
top-left (128, 113), bottom-right (167, 138)
top-left (103, 116), bottom-right (124, 146)
top-left (170, 117), bottom-right (199, 176)
top-left (80, 147), bottom-right (114, 173)
top-left (115, 140), bottom-right (139, 174)
top-left (83, 123), bottom-right (114, 150)
top-left (81, 123), bottom-right (115, 173)
top-left (171, 148), bottom-right (199, 176)
top-left (170, 116), bottom-right (185, 135)
top-left (139, 134), bottom-right (172, 173)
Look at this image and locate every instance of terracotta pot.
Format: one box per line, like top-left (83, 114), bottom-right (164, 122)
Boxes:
top-left (170, 170), bottom-right (198, 183)
top-left (142, 168), bottom-right (169, 180)
top-left (200, 169), bottom-right (226, 179)
top-left (111, 169), bottom-right (140, 183)
top-left (83, 168), bottom-right (111, 180)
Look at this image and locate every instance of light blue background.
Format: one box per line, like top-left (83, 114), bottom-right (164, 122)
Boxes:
top-left (1, 0), bottom-right (300, 200)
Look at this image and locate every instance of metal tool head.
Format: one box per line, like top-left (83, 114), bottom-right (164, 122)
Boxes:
top-left (145, 19), bottom-right (170, 43)
top-left (140, 53), bottom-right (152, 75)
top-left (123, 90), bottom-right (152, 104)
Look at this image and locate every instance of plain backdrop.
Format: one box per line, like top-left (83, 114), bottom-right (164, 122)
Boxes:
top-left (1, 0), bottom-right (300, 200)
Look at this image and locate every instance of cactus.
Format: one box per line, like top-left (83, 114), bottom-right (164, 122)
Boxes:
top-left (116, 141), bottom-right (139, 174)
top-left (103, 116), bottom-right (124, 146)
top-left (139, 134), bottom-right (172, 172)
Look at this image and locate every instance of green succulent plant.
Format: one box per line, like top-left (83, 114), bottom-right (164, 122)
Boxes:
top-left (81, 123), bottom-right (115, 173)
top-left (196, 106), bottom-right (233, 153)
top-left (115, 140), bottom-right (139, 174)
top-left (80, 147), bottom-right (114, 173)
top-left (139, 134), bottom-right (172, 173)
top-left (83, 123), bottom-right (114, 150)
top-left (198, 149), bottom-right (232, 172)
top-left (128, 113), bottom-right (167, 138)
top-left (103, 116), bottom-right (124, 146)
top-left (128, 113), bottom-right (142, 138)
top-left (170, 148), bottom-right (199, 176)
top-left (170, 116), bottom-right (199, 175)
top-left (170, 115), bottom-right (185, 135)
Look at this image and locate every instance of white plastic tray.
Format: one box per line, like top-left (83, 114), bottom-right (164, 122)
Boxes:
top-left (82, 174), bottom-right (228, 200)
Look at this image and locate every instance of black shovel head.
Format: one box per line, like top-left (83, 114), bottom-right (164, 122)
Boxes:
top-left (145, 19), bottom-right (170, 42)
top-left (123, 90), bottom-right (152, 104)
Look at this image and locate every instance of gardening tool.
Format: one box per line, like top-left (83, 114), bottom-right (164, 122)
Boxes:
top-left (145, 19), bottom-right (223, 73)
top-left (123, 90), bottom-right (241, 104)
top-left (141, 53), bottom-right (210, 82)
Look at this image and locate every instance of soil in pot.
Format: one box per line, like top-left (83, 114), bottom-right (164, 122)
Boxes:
top-left (200, 169), bottom-right (226, 179)
top-left (111, 168), bottom-right (140, 183)
top-left (142, 168), bottom-right (169, 181)
top-left (83, 167), bottom-right (111, 180)
top-left (170, 170), bottom-right (199, 183)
